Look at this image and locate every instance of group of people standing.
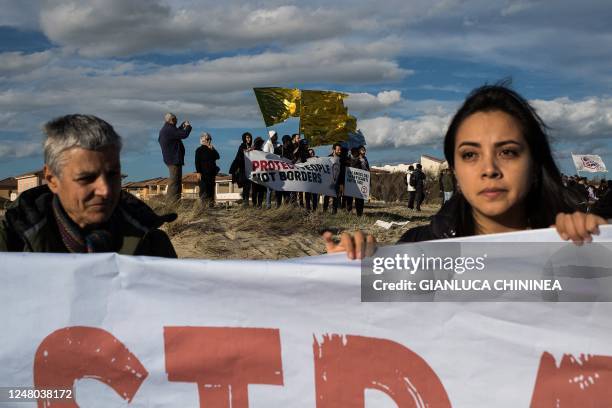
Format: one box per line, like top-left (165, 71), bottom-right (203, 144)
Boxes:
top-left (228, 130), bottom-right (370, 215)
top-left (158, 113), bottom-right (373, 212)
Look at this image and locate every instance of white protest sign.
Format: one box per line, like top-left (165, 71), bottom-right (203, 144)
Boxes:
top-left (1, 226), bottom-right (612, 407)
top-left (245, 150), bottom-right (339, 196)
top-left (344, 167), bottom-right (370, 200)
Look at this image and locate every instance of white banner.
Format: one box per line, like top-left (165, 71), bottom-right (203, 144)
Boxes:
top-left (572, 154), bottom-right (608, 173)
top-left (344, 167), bottom-right (370, 200)
top-left (2, 227), bottom-right (612, 407)
top-left (245, 150), bottom-right (339, 196)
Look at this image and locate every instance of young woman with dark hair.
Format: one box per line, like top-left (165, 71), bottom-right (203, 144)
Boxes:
top-left (324, 84), bottom-right (608, 258)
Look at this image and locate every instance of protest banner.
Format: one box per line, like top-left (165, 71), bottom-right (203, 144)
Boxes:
top-left (344, 167), bottom-right (370, 200)
top-left (2, 227), bottom-right (612, 407)
top-left (245, 150), bottom-right (339, 196)
top-left (572, 154), bottom-right (608, 173)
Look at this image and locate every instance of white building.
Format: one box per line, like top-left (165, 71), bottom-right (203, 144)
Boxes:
top-left (371, 155), bottom-right (447, 176)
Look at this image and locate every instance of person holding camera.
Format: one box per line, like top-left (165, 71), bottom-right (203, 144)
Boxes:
top-left (158, 112), bottom-right (192, 203)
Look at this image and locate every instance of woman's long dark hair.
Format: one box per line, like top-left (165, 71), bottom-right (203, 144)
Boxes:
top-left (443, 83), bottom-right (581, 235)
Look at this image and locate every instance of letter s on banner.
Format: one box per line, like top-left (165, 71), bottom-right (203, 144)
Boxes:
top-left (34, 326), bottom-right (148, 407)
top-left (164, 327), bottom-right (283, 408)
top-left (313, 334), bottom-right (450, 407)
top-left (530, 352), bottom-right (612, 406)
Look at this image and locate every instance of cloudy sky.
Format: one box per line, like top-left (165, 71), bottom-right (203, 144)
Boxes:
top-left (1, 0), bottom-right (611, 180)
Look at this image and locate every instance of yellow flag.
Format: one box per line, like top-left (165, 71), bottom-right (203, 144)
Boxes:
top-left (253, 87), bottom-right (301, 127)
top-left (299, 90), bottom-right (355, 147)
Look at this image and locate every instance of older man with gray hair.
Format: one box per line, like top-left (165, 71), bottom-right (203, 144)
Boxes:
top-left (0, 114), bottom-right (177, 256)
top-left (158, 112), bottom-right (192, 202)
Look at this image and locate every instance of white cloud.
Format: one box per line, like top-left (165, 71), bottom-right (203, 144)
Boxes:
top-left (0, 51), bottom-right (53, 77)
top-left (360, 114), bottom-right (452, 148)
top-left (346, 90), bottom-right (402, 115)
top-left (39, 0), bottom-right (354, 57)
top-left (500, 0), bottom-right (538, 17)
top-left (532, 97), bottom-right (612, 140)
top-left (359, 96), bottom-right (612, 149)
top-left (0, 141), bottom-right (41, 159)
top-left (0, 0), bottom-right (42, 28)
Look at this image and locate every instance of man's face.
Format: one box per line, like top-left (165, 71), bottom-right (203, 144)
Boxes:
top-left (333, 146), bottom-right (342, 156)
top-left (46, 146), bottom-right (122, 229)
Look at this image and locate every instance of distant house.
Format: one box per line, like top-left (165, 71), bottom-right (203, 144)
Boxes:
top-left (181, 173), bottom-right (199, 199)
top-left (214, 174), bottom-right (242, 202)
top-left (122, 173), bottom-right (242, 202)
top-left (420, 155), bottom-right (448, 177)
top-left (15, 170), bottom-right (45, 196)
top-left (122, 177), bottom-right (167, 199)
top-left (0, 177), bottom-right (17, 201)
top-left (371, 155), bottom-right (447, 177)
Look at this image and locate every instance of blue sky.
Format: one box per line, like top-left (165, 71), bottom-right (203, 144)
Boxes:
top-left (1, 0), bottom-right (611, 181)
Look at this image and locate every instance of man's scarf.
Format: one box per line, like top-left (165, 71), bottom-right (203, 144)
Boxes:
top-left (52, 195), bottom-right (121, 253)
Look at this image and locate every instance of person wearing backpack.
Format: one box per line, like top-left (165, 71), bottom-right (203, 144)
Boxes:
top-left (406, 165), bottom-right (416, 209)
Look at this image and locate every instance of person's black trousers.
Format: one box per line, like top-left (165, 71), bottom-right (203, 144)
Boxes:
top-left (242, 180), bottom-right (251, 206)
top-left (354, 198), bottom-right (364, 216)
top-left (408, 191), bottom-right (416, 209)
top-left (415, 188), bottom-right (424, 211)
top-left (198, 174), bottom-right (215, 206)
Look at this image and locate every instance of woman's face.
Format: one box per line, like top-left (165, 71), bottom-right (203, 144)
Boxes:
top-left (453, 110), bottom-right (533, 221)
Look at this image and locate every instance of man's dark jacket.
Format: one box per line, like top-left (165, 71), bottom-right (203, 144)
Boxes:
top-left (412, 168), bottom-right (426, 191)
top-left (158, 122), bottom-right (191, 166)
top-left (0, 185), bottom-right (177, 257)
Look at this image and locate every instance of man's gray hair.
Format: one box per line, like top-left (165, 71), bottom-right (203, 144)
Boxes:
top-left (164, 112), bottom-right (176, 123)
top-left (43, 114), bottom-right (123, 175)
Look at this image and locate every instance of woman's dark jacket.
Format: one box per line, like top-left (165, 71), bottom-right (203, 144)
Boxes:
top-left (195, 145), bottom-right (220, 176)
top-left (229, 133), bottom-right (253, 186)
top-left (396, 196), bottom-right (460, 243)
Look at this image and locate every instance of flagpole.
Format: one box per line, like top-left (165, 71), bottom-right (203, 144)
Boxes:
top-left (571, 152), bottom-right (579, 177)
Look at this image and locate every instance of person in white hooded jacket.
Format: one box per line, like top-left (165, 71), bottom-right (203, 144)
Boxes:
top-left (263, 130), bottom-right (278, 154)
top-left (263, 130), bottom-right (278, 208)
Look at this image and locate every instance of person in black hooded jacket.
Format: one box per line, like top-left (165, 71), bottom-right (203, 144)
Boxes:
top-left (250, 137), bottom-right (266, 207)
top-left (229, 132), bottom-right (252, 206)
top-left (323, 84), bottom-right (607, 259)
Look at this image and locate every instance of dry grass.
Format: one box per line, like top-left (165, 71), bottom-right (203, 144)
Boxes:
top-left (148, 197), bottom-right (439, 259)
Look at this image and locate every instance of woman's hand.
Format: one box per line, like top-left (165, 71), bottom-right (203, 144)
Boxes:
top-left (554, 212), bottom-right (608, 244)
top-left (322, 231), bottom-right (377, 260)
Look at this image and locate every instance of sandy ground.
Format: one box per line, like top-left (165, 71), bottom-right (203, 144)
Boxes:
top-left (158, 200), bottom-right (440, 260)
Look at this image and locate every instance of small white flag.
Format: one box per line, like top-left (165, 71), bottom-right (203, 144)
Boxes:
top-left (572, 154), bottom-right (607, 173)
